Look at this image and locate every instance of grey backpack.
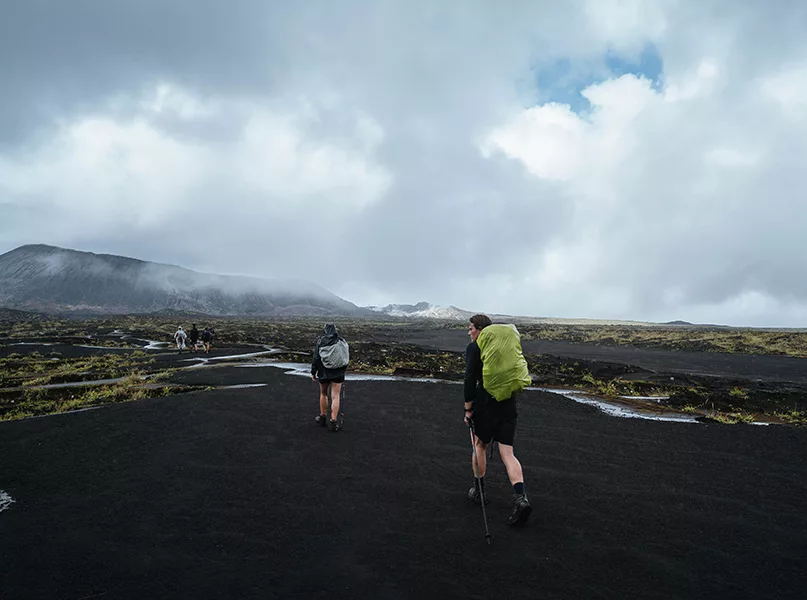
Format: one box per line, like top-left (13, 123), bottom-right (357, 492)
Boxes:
top-left (319, 338), bottom-right (349, 369)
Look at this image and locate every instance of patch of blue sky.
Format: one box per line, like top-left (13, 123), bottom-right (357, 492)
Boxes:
top-left (529, 44), bottom-right (663, 113)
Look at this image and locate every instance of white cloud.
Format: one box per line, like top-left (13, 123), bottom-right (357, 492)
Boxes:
top-left (760, 66), bottom-right (807, 118)
top-left (3, 1), bottom-right (807, 326)
top-left (584, 0), bottom-right (668, 52)
top-left (482, 47), bottom-right (807, 325)
top-left (0, 116), bottom-right (209, 228)
top-left (0, 84), bottom-right (390, 240)
top-left (142, 83), bottom-right (219, 120)
top-left (234, 109), bottom-right (389, 208)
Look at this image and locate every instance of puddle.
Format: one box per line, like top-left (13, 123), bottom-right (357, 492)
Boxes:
top-left (250, 361), bottom-right (696, 422)
top-left (221, 383), bottom-right (268, 390)
top-left (209, 350), bottom-right (282, 361)
top-left (13, 349), bottom-right (283, 390)
top-left (532, 387), bottom-right (698, 423)
top-left (242, 361), bottom-right (458, 384)
top-left (3, 347), bottom-right (759, 426)
top-left (0, 490), bottom-right (16, 513)
top-left (179, 350), bottom-right (284, 369)
top-left (38, 377), bottom-right (129, 389)
top-left (16, 374), bottom-right (150, 391)
top-left (74, 344), bottom-right (139, 351)
top-left (22, 406), bottom-right (105, 420)
top-left (143, 340), bottom-right (170, 350)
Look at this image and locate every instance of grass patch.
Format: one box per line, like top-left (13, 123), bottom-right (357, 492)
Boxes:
top-left (517, 324), bottom-right (807, 358)
top-left (774, 409), bottom-right (807, 425)
top-left (4, 314), bottom-right (807, 426)
top-left (0, 377), bottom-right (196, 422)
top-left (730, 386), bottom-right (749, 399)
top-left (710, 411), bottom-right (757, 425)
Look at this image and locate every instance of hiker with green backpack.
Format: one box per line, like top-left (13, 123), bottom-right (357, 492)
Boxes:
top-left (464, 314), bottom-right (533, 526)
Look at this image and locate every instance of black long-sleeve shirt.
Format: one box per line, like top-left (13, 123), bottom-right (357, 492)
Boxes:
top-left (464, 341), bottom-right (493, 407)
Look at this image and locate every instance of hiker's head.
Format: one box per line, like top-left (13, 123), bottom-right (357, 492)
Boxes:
top-left (468, 314), bottom-right (491, 341)
top-left (323, 323), bottom-right (338, 336)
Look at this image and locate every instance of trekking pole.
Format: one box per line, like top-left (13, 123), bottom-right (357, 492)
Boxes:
top-left (339, 382), bottom-right (345, 429)
top-left (469, 425), bottom-right (492, 545)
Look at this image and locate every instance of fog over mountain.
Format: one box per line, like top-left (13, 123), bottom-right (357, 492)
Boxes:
top-left (0, 245), bottom-right (365, 316)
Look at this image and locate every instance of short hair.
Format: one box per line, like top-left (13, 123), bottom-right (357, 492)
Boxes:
top-left (469, 314), bottom-right (492, 330)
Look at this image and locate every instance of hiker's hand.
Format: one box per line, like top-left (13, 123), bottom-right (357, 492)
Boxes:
top-left (464, 409), bottom-right (474, 427)
top-left (311, 374), bottom-right (316, 381)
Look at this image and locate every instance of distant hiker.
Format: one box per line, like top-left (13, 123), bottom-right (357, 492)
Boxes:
top-left (174, 326), bottom-right (187, 353)
top-left (189, 324), bottom-right (200, 352)
top-left (464, 314), bottom-right (533, 526)
top-left (201, 327), bottom-right (213, 354)
top-left (311, 323), bottom-right (349, 432)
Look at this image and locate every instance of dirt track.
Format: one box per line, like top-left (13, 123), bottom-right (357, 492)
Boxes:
top-left (1, 356), bottom-right (806, 599)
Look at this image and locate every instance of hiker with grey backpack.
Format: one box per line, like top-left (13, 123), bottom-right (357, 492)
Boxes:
top-left (311, 323), bottom-right (349, 432)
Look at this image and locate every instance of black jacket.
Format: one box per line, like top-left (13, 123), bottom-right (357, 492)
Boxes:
top-left (464, 341), bottom-right (494, 408)
top-left (311, 325), bottom-right (348, 380)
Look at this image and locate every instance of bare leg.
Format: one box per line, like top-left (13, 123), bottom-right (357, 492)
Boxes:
top-left (472, 436), bottom-right (487, 478)
top-left (329, 382), bottom-right (342, 420)
top-left (318, 382), bottom-right (329, 416)
top-left (498, 443), bottom-right (525, 486)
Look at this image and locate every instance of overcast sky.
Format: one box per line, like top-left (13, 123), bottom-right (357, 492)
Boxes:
top-left (1, 1), bottom-right (806, 326)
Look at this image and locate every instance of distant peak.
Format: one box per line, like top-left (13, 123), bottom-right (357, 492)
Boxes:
top-left (5, 243), bottom-right (61, 254)
top-left (366, 302), bottom-right (470, 320)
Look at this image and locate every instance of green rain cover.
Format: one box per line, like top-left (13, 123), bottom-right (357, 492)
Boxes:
top-left (477, 324), bottom-right (532, 401)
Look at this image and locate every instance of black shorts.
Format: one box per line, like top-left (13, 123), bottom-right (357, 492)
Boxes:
top-left (473, 397), bottom-right (518, 446)
top-left (318, 376), bottom-right (345, 384)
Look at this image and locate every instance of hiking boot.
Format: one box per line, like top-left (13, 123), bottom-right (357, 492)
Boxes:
top-left (329, 419), bottom-right (341, 432)
top-left (315, 414), bottom-right (327, 427)
top-left (507, 493), bottom-right (532, 526)
top-left (467, 486), bottom-right (490, 506)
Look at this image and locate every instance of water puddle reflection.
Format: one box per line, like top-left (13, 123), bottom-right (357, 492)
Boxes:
top-left (0, 490), bottom-right (15, 513)
top-left (250, 361), bottom-right (698, 423)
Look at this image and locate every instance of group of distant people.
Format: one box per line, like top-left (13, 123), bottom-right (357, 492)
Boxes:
top-left (310, 316), bottom-right (532, 527)
top-left (173, 324), bottom-right (214, 354)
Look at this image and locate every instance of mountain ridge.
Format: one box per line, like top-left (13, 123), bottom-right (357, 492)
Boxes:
top-left (0, 244), bottom-right (367, 317)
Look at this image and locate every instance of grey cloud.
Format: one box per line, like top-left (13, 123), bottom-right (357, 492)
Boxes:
top-left (2, 1), bottom-right (807, 325)
top-left (1, 0), bottom-right (286, 144)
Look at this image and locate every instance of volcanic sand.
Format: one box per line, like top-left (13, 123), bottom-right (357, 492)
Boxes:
top-left (1, 348), bottom-right (806, 599)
